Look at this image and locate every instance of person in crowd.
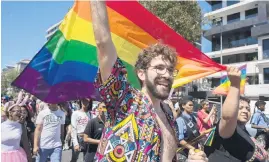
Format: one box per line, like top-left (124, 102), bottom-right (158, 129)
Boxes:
top-left (201, 67), bottom-right (267, 161)
top-left (33, 103), bottom-right (65, 162)
top-left (90, 1), bottom-right (207, 161)
top-left (205, 95), bottom-right (268, 161)
top-left (176, 97), bottom-right (200, 158)
top-left (1, 106), bottom-right (7, 123)
top-left (2, 104), bottom-right (32, 162)
top-left (20, 105), bottom-right (36, 155)
top-left (59, 102), bottom-right (73, 151)
top-left (251, 100), bottom-right (269, 150)
top-left (83, 102), bottom-right (106, 162)
top-left (197, 100), bottom-right (217, 134)
top-left (70, 98), bottom-right (92, 162)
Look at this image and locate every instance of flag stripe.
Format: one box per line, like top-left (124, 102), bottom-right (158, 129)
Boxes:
top-left (72, 1), bottom-right (157, 49)
top-left (107, 1), bottom-right (226, 71)
top-left (29, 44), bottom-right (140, 88)
top-left (59, 9), bottom-right (142, 66)
top-left (13, 66), bottom-right (100, 103)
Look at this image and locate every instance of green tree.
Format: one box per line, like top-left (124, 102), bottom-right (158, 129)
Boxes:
top-left (1, 69), bottom-right (20, 95)
top-left (140, 1), bottom-right (202, 44)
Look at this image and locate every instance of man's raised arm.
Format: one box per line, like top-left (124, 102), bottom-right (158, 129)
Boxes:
top-left (90, 1), bottom-right (117, 82)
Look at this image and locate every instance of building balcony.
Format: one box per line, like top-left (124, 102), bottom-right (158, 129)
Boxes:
top-left (204, 0), bottom-right (258, 19)
top-left (245, 84), bottom-right (269, 98)
top-left (206, 59), bottom-right (269, 78)
top-left (206, 44), bottom-right (258, 58)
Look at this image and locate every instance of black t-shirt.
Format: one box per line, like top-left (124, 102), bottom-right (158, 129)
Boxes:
top-left (205, 123), bottom-right (255, 162)
top-left (84, 117), bottom-right (104, 153)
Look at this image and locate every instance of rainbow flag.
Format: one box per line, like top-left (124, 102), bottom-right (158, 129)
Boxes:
top-left (213, 64), bottom-right (247, 95)
top-left (12, 1), bottom-right (226, 104)
top-left (204, 127), bottom-right (216, 146)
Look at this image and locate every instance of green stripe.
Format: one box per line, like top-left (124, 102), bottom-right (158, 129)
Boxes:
top-left (45, 30), bottom-right (141, 89)
top-left (45, 30), bottom-right (98, 66)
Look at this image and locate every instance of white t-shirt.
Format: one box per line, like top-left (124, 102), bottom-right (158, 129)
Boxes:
top-left (36, 108), bottom-right (65, 149)
top-left (71, 110), bottom-right (91, 146)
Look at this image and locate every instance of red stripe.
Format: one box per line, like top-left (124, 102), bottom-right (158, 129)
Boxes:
top-left (106, 1), bottom-right (226, 70)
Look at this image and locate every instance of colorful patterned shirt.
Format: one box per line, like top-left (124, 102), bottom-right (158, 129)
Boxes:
top-left (94, 58), bottom-right (179, 162)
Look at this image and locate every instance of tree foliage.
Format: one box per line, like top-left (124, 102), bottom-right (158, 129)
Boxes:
top-left (140, 1), bottom-right (202, 44)
top-left (1, 69), bottom-right (19, 95)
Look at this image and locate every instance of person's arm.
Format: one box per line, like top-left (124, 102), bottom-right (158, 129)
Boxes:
top-left (201, 108), bottom-right (216, 124)
top-left (176, 118), bottom-right (195, 150)
top-left (90, 1), bottom-right (117, 82)
top-left (71, 112), bottom-right (79, 148)
top-left (33, 124), bottom-right (42, 155)
top-left (83, 120), bottom-right (100, 145)
top-left (61, 113), bottom-right (66, 144)
top-left (21, 124), bottom-right (32, 162)
top-left (219, 67), bottom-right (241, 139)
top-left (179, 139), bottom-right (196, 150)
top-left (33, 112), bottom-right (44, 155)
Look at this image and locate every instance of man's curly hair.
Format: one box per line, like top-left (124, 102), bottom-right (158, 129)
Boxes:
top-left (135, 42), bottom-right (178, 71)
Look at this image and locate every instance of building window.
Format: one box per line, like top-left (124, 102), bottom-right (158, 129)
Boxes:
top-left (212, 57), bottom-right (221, 63)
top-left (263, 39), bottom-right (269, 59)
top-left (245, 8), bottom-right (258, 19)
top-left (227, 0), bottom-right (240, 6)
top-left (211, 1), bottom-right (222, 11)
top-left (246, 75), bottom-right (259, 85)
top-left (264, 68), bottom-right (269, 84)
top-left (212, 36), bottom-right (220, 51)
top-left (227, 12), bottom-right (240, 24)
top-left (245, 52), bottom-right (258, 61)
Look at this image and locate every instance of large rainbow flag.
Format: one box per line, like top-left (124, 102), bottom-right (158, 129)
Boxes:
top-left (213, 64), bottom-right (247, 95)
top-left (12, 1), bottom-right (226, 104)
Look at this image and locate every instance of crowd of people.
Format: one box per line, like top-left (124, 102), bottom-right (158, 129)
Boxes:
top-left (1, 93), bottom-right (106, 162)
top-left (1, 1), bottom-right (269, 162)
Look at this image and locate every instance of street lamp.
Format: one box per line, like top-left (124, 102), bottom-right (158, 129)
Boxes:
top-left (214, 17), bottom-right (223, 107)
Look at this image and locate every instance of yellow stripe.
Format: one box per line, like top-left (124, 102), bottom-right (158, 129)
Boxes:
top-left (59, 9), bottom-right (141, 66)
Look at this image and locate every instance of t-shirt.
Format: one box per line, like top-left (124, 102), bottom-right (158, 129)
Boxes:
top-left (197, 110), bottom-right (212, 133)
top-left (204, 123), bottom-right (267, 162)
top-left (84, 117), bottom-right (104, 153)
top-left (71, 110), bottom-right (91, 146)
top-left (36, 108), bottom-right (65, 149)
top-left (1, 120), bottom-right (22, 151)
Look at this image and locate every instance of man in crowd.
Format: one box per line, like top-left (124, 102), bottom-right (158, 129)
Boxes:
top-left (251, 100), bottom-right (269, 149)
top-left (33, 103), bottom-right (65, 162)
top-left (83, 102), bottom-right (106, 162)
top-left (90, 1), bottom-right (207, 161)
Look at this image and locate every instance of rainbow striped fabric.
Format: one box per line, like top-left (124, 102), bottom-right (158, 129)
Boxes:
top-left (213, 64), bottom-right (247, 95)
top-left (12, 1), bottom-right (226, 103)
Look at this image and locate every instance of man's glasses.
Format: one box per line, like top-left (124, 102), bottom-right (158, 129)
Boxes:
top-left (148, 65), bottom-right (178, 77)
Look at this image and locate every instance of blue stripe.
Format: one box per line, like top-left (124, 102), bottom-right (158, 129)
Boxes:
top-left (29, 47), bottom-right (98, 86)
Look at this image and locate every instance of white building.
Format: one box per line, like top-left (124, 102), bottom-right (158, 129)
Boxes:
top-left (46, 21), bottom-right (61, 41)
top-left (201, 0), bottom-right (269, 103)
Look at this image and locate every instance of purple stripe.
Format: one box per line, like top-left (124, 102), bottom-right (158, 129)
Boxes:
top-left (12, 67), bottom-right (100, 104)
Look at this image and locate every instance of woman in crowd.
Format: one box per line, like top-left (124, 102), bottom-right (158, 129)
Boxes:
top-left (205, 96), bottom-right (268, 161)
top-left (1, 104), bottom-right (32, 162)
top-left (176, 97), bottom-right (200, 157)
top-left (20, 105), bottom-right (36, 154)
top-left (197, 100), bottom-right (217, 134)
top-left (70, 98), bottom-right (92, 162)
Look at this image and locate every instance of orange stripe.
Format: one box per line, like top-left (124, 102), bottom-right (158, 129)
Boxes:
top-left (73, 1), bottom-right (157, 49)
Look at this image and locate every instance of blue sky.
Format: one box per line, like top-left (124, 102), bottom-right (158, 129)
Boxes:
top-left (1, 1), bottom-right (211, 69)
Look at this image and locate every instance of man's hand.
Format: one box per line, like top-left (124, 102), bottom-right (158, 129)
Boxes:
top-left (187, 149), bottom-right (208, 162)
top-left (227, 66), bottom-right (241, 87)
top-left (74, 145), bottom-right (80, 152)
top-left (33, 146), bottom-right (39, 155)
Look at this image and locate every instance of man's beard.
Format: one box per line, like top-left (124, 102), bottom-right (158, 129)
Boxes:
top-left (145, 74), bottom-right (172, 100)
